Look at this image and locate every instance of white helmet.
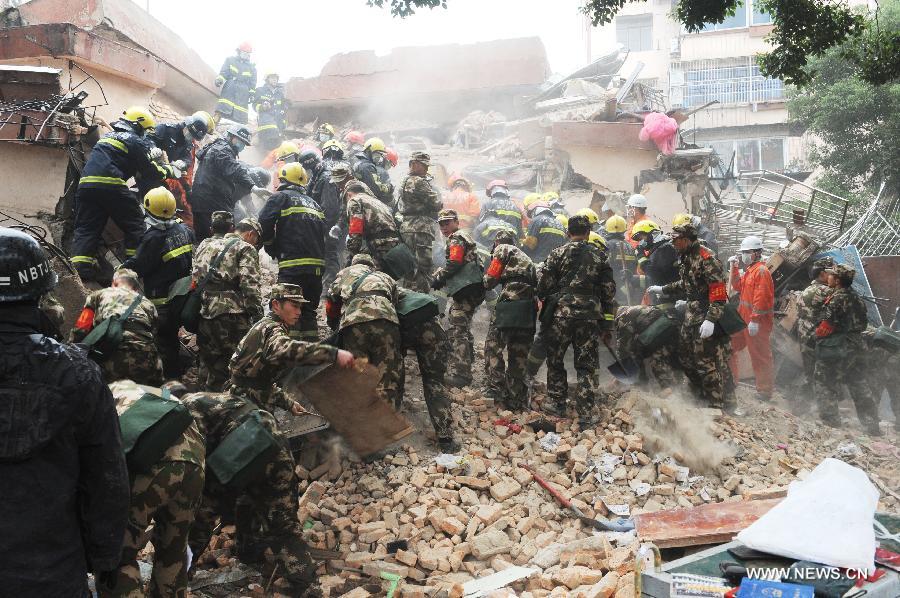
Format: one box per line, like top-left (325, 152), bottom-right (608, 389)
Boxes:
top-left (740, 235), bottom-right (764, 251)
top-left (601, 203), bottom-right (612, 213)
top-left (627, 194), bottom-right (648, 208)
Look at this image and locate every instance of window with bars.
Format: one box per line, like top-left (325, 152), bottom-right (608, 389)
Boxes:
top-left (670, 57), bottom-right (784, 107)
top-left (708, 138), bottom-right (785, 174)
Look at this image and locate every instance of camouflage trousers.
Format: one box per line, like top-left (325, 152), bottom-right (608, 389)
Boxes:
top-left (341, 319), bottom-right (402, 408)
top-left (867, 346), bottom-right (900, 429)
top-left (99, 461), bottom-right (204, 598)
top-left (814, 337), bottom-right (878, 427)
top-left (615, 306), bottom-right (678, 389)
top-left (484, 314), bottom-right (534, 410)
top-left (322, 237), bottom-right (344, 300)
top-left (545, 317), bottom-right (601, 419)
top-left (279, 271), bottom-right (322, 342)
top-left (400, 318), bottom-right (454, 440)
top-left (401, 229), bottom-right (435, 293)
top-left (677, 321), bottom-right (734, 409)
top-left (103, 340), bottom-right (163, 387)
top-left (526, 321), bottom-right (548, 380)
top-left (446, 294), bottom-right (483, 386)
top-left (198, 313), bottom-right (253, 392)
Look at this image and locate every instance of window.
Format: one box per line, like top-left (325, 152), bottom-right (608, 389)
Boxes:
top-left (707, 138), bottom-right (785, 174)
top-left (670, 57), bottom-right (784, 107)
top-left (617, 14), bottom-right (653, 52)
top-left (700, 0), bottom-right (771, 31)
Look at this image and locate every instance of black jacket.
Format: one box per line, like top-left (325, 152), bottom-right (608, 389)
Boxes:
top-left (638, 240), bottom-right (680, 288)
top-left (259, 184), bottom-right (326, 276)
top-left (123, 217), bottom-right (195, 299)
top-left (192, 138), bottom-right (256, 213)
top-left (148, 122), bottom-right (195, 169)
top-left (525, 208), bottom-right (567, 263)
top-left (80, 121), bottom-right (171, 191)
top-left (479, 196), bottom-right (524, 237)
top-left (215, 55), bottom-right (256, 124)
top-left (0, 306), bottom-right (129, 596)
top-left (310, 159), bottom-right (348, 229)
top-left (254, 83), bottom-right (286, 131)
top-left (353, 153), bottom-right (394, 207)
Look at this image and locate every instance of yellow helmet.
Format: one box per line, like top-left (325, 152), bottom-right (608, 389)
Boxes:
top-left (279, 162), bottom-right (309, 187)
top-left (122, 106), bottom-right (155, 131)
top-left (588, 231), bottom-right (607, 250)
top-left (276, 141), bottom-right (300, 161)
top-left (523, 193), bottom-right (543, 209)
top-left (575, 207), bottom-right (599, 225)
top-left (364, 137), bottom-right (386, 153)
top-left (632, 220), bottom-right (660, 235)
top-left (321, 139), bottom-right (344, 153)
top-left (671, 213), bottom-right (693, 227)
top-left (605, 214), bottom-right (627, 233)
top-left (144, 186), bottom-right (177, 219)
top-left (542, 191), bottom-right (560, 203)
top-left (318, 123), bottom-right (336, 136)
top-left (556, 214), bottom-right (568, 228)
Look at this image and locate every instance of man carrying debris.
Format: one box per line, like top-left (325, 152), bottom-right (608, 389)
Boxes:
top-left (651, 223), bottom-right (735, 412)
top-left (537, 214), bottom-right (617, 425)
top-left (0, 228), bottom-right (129, 596)
top-left (353, 137), bottom-right (395, 208)
top-left (191, 125), bottom-right (257, 241)
top-left (192, 212), bottom-right (264, 391)
top-left (795, 257), bottom-right (834, 409)
top-left (478, 179), bottom-right (524, 237)
top-left (259, 163), bottom-right (327, 341)
top-left (398, 151), bottom-right (442, 292)
top-left (71, 267), bottom-right (163, 385)
top-left (432, 209), bottom-right (486, 388)
top-left (813, 264), bottom-right (881, 435)
top-left (70, 106), bottom-right (177, 281)
top-left (522, 199), bottom-right (567, 264)
top-left (728, 236), bottom-right (775, 401)
top-left (311, 140), bottom-right (350, 295)
top-left (254, 71), bottom-right (286, 150)
top-left (122, 187), bottom-right (195, 379)
top-left (615, 304), bottom-right (680, 390)
top-left (100, 380), bottom-right (205, 598)
top-left (483, 228), bottom-right (537, 410)
top-left (214, 42), bottom-right (256, 125)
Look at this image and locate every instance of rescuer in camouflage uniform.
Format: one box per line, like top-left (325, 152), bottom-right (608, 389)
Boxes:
top-left (71, 268), bottom-right (163, 385)
top-left (399, 151), bottom-right (442, 292)
top-left (614, 304), bottom-right (680, 389)
top-left (327, 254), bottom-right (403, 408)
top-left (230, 283), bottom-right (351, 414)
top-left (656, 223), bottom-right (735, 411)
top-left (483, 229), bottom-right (537, 410)
top-left (794, 257), bottom-right (834, 407)
top-left (862, 326), bottom-right (900, 432)
top-left (432, 209), bottom-right (485, 388)
top-left (396, 286), bottom-right (458, 452)
top-left (813, 264), bottom-right (880, 435)
top-left (193, 212), bottom-right (264, 391)
top-left (537, 215), bottom-right (617, 425)
top-left (331, 168), bottom-right (407, 275)
top-left (100, 380), bottom-right (205, 598)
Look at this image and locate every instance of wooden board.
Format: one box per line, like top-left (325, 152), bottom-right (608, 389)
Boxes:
top-left (634, 498), bottom-right (782, 549)
top-left (289, 361), bottom-right (413, 458)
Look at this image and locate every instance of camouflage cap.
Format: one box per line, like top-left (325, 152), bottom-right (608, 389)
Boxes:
top-left (494, 229), bottom-right (517, 245)
top-left (824, 263), bottom-right (856, 283)
top-left (567, 214), bottom-right (591, 233)
top-left (270, 283), bottom-right (308, 303)
top-left (351, 253), bottom-right (377, 268)
top-left (409, 151), bottom-right (430, 166)
top-left (812, 256), bottom-right (835, 270)
top-left (438, 208), bottom-right (459, 222)
top-left (330, 166), bottom-right (353, 184)
top-left (238, 217), bottom-right (262, 236)
top-left (671, 222), bottom-right (699, 239)
top-left (212, 211), bottom-right (234, 226)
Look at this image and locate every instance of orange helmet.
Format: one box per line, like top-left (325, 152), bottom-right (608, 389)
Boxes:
top-left (344, 130), bottom-right (365, 145)
top-left (486, 179), bottom-right (509, 197)
top-left (385, 147), bottom-right (399, 167)
top-left (237, 41), bottom-right (253, 53)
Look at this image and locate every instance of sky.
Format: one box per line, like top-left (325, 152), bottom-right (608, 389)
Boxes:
top-left (136, 0), bottom-right (600, 79)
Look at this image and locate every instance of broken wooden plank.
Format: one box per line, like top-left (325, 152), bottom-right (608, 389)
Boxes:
top-left (634, 498), bottom-right (781, 549)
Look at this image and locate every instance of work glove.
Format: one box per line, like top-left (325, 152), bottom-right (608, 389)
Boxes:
top-left (172, 159), bottom-right (187, 172)
top-left (675, 299), bottom-right (687, 314)
top-left (214, 75), bottom-right (225, 88)
top-left (647, 285), bottom-right (664, 295)
top-left (149, 147), bottom-right (163, 161)
top-left (168, 164), bottom-right (183, 179)
top-left (728, 255), bottom-right (739, 267)
top-left (747, 321), bottom-right (759, 337)
top-left (329, 225), bottom-right (342, 240)
top-left (699, 319), bottom-right (715, 339)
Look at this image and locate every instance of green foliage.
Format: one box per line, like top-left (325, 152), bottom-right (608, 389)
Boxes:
top-left (788, 0), bottom-right (900, 201)
top-left (367, 0), bottom-right (445, 17)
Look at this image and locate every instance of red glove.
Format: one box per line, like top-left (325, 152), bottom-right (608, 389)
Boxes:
top-left (816, 320), bottom-right (835, 338)
top-left (74, 307), bottom-right (95, 332)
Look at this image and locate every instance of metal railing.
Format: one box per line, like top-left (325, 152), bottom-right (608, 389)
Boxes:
top-left (670, 57), bottom-right (784, 108)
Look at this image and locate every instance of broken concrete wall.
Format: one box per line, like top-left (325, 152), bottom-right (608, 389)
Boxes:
top-left (0, 144), bottom-right (69, 214)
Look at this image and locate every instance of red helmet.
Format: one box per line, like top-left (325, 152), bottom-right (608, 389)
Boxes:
top-left (237, 41), bottom-right (253, 53)
top-left (344, 130), bottom-right (365, 145)
top-left (486, 179), bottom-right (509, 197)
top-left (385, 148), bottom-right (399, 167)
top-left (447, 174), bottom-right (471, 191)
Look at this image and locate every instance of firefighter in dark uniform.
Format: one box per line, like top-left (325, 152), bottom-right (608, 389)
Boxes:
top-left (122, 187), bottom-right (195, 378)
top-left (478, 179), bottom-right (524, 238)
top-left (311, 140), bottom-right (349, 296)
top-left (71, 106), bottom-right (176, 281)
top-left (299, 146), bottom-right (324, 195)
top-left (254, 71), bottom-right (286, 150)
top-left (352, 137), bottom-right (395, 208)
top-left (214, 42), bottom-right (256, 125)
top-left (522, 202), bottom-right (567, 263)
top-left (0, 228), bottom-right (129, 596)
top-left (259, 163), bottom-right (327, 341)
top-left (631, 220), bottom-right (680, 305)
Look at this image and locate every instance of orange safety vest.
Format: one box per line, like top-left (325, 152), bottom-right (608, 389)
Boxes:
top-left (731, 260), bottom-right (775, 327)
top-left (442, 188), bottom-right (481, 229)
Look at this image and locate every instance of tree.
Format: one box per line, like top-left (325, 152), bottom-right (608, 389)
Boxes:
top-left (787, 0), bottom-right (900, 202)
top-left (368, 0), bottom-right (898, 87)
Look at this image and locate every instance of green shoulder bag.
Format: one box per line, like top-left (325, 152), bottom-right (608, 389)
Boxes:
top-left (119, 390), bottom-right (193, 472)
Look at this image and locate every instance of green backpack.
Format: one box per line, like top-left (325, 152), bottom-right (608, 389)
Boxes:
top-left (207, 410), bottom-right (281, 490)
top-left (638, 314), bottom-right (679, 349)
top-left (444, 260), bottom-right (484, 298)
top-left (816, 332), bottom-right (849, 362)
top-left (181, 238), bottom-right (240, 333)
top-left (398, 291), bottom-right (440, 332)
top-left (381, 243), bottom-right (416, 280)
top-left (494, 299), bottom-right (536, 331)
top-left (119, 390), bottom-right (194, 472)
top-left (81, 292), bottom-right (144, 362)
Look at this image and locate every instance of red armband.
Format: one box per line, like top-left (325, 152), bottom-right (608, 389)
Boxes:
top-left (708, 281), bottom-right (727, 302)
top-left (348, 217), bottom-right (364, 235)
top-left (486, 258), bottom-right (503, 278)
top-left (816, 320), bottom-right (835, 338)
top-left (74, 307), bottom-right (95, 332)
top-left (325, 299), bottom-right (340, 319)
top-left (448, 244), bottom-right (464, 263)
top-left (190, 279), bottom-right (197, 290)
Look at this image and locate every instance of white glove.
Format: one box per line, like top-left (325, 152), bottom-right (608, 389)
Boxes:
top-left (675, 299), bottom-right (687, 311)
top-left (329, 225), bottom-right (341, 240)
top-left (728, 255), bottom-right (739, 266)
top-left (747, 321), bottom-right (759, 337)
top-left (172, 159), bottom-right (187, 171)
top-left (699, 320), bottom-right (715, 339)
top-left (168, 164), bottom-right (182, 179)
top-left (647, 285), bottom-right (664, 295)
top-left (149, 147), bottom-right (163, 161)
